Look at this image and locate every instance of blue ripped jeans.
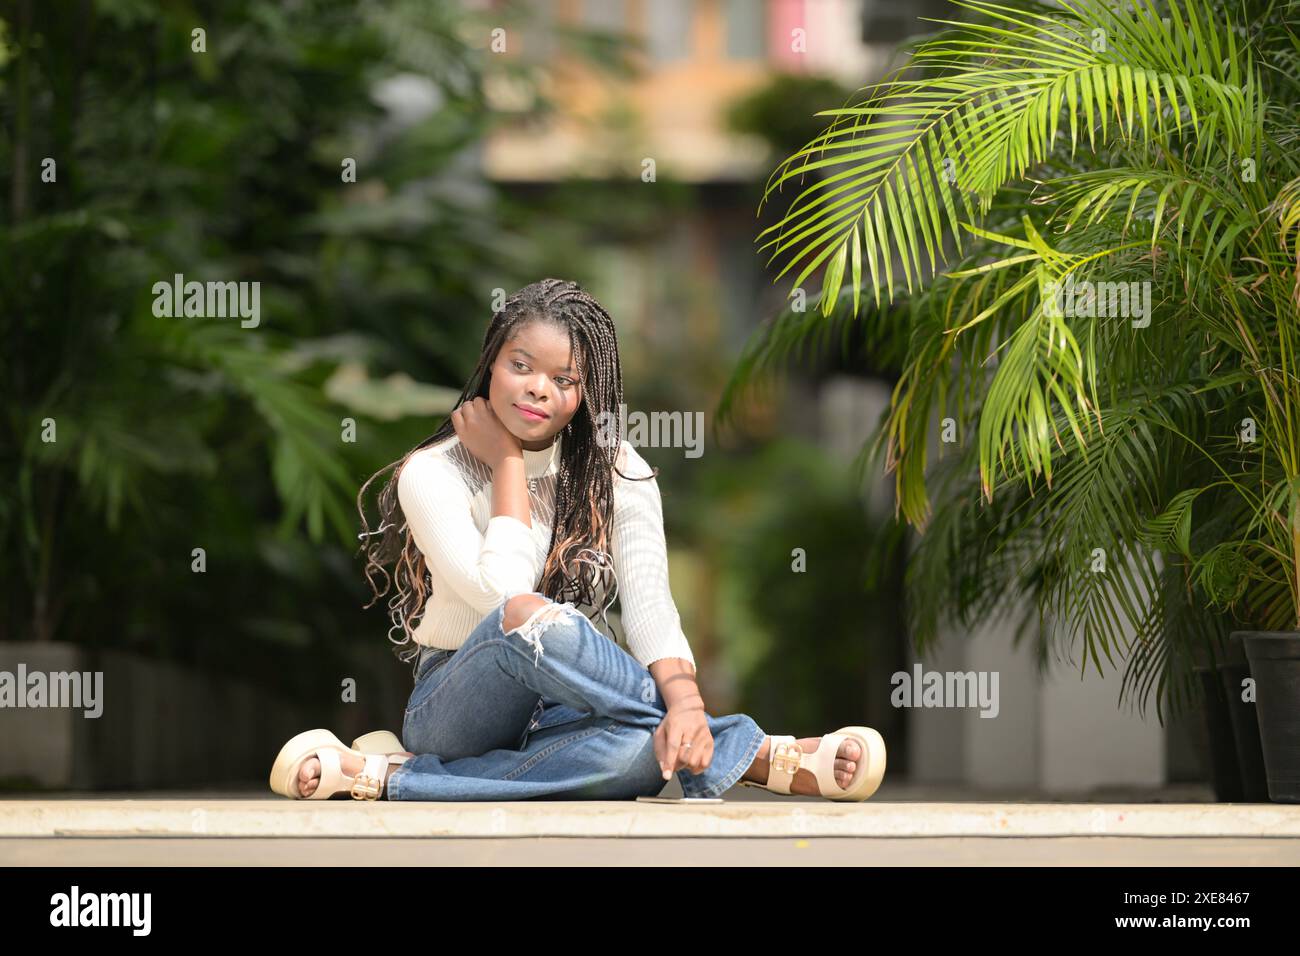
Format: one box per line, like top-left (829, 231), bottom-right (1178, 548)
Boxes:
top-left (386, 594), bottom-right (767, 801)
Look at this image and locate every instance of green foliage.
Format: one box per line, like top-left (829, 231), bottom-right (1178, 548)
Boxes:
top-left (696, 438), bottom-right (907, 732)
top-left (726, 73), bottom-right (861, 160)
top-left (723, 0), bottom-right (1300, 722)
top-left (0, 0), bottom-right (604, 695)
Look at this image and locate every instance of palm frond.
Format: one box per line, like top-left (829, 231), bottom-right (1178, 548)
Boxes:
top-left (757, 0), bottom-right (1259, 316)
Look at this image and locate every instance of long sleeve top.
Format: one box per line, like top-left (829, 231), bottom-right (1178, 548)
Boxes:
top-left (395, 432), bottom-right (697, 672)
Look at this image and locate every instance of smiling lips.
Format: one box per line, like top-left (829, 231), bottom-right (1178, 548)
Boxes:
top-left (515, 404), bottom-right (549, 422)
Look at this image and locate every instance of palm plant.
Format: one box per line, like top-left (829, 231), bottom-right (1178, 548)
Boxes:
top-left (719, 0), bottom-right (1300, 721)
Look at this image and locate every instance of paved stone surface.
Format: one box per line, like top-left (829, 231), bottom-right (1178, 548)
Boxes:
top-left (4, 797), bottom-right (1300, 839)
top-left (4, 781), bottom-right (1295, 864)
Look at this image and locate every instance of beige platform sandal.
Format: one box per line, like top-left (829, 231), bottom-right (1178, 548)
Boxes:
top-left (738, 726), bottom-right (886, 802)
top-left (351, 730), bottom-right (404, 754)
top-left (269, 729), bottom-right (409, 800)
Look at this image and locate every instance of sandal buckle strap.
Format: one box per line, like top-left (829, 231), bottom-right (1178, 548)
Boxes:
top-left (349, 754), bottom-right (387, 800)
top-left (770, 740), bottom-right (802, 777)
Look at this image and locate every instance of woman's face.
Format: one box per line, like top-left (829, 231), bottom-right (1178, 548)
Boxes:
top-left (488, 321), bottom-right (584, 451)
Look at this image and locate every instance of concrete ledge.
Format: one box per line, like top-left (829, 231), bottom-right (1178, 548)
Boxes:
top-left (3, 799), bottom-right (1298, 839)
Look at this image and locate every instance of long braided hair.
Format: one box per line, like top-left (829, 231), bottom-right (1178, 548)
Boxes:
top-left (356, 278), bottom-right (654, 667)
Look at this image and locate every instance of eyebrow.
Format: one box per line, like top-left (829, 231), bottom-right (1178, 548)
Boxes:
top-left (509, 348), bottom-right (575, 373)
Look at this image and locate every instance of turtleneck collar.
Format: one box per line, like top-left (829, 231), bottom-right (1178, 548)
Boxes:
top-left (521, 432), bottom-right (562, 479)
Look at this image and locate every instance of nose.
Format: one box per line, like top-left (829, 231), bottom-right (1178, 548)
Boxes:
top-left (525, 373), bottom-right (550, 402)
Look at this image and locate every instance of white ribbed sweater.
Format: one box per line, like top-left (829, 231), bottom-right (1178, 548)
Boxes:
top-left (396, 432), bottom-right (697, 672)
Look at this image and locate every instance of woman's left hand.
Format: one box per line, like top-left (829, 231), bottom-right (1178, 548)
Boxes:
top-left (654, 703), bottom-right (714, 779)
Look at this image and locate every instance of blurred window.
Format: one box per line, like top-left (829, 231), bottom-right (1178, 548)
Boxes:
top-left (581, 0), bottom-right (627, 33)
top-left (525, 0), bottom-right (558, 62)
top-left (725, 0), bottom-right (767, 59)
top-left (649, 0), bottom-right (692, 62)
top-left (861, 0), bottom-right (952, 44)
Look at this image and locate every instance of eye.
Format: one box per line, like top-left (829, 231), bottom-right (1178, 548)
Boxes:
top-left (514, 360), bottom-right (577, 388)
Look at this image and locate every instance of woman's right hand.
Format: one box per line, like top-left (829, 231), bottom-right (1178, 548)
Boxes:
top-left (450, 397), bottom-right (523, 471)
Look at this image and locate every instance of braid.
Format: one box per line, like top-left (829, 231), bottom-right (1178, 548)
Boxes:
top-left (356, 279), bottom-right (653, 668)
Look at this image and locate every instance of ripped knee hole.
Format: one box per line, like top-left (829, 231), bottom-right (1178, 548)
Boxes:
top-left (503, 595), bottom-right (581, 666)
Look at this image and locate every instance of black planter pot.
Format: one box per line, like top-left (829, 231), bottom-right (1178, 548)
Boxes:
top-left (1218, 663), bottom-right (1270, 802)
top-left (1195, 666), bottom-right (1242, 801)
top-left (1194, 663), bottom-right (1270, 801)
top-left (1236, 631), bottom-right (1300, 803)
